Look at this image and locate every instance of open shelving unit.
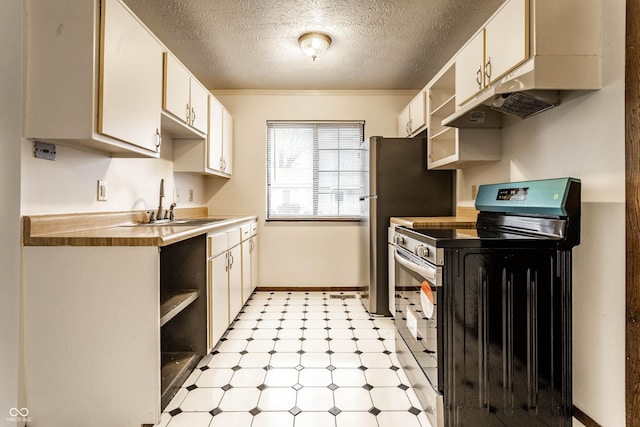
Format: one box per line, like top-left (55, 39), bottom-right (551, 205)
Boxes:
top-left (159, 235), bottom-right (208, 409)
top-left (427, 63), bottom-right (501, 170)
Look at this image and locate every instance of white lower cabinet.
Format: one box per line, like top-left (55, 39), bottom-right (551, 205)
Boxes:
top-left (241, 222), bottom-right (258, 304)
top-left (207, 226), bottom-right (243, 351)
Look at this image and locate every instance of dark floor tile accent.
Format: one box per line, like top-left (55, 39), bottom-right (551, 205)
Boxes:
top-left (257, 384), bottom-right (268, 391)
top-left (249, 407), bottom-right (262, 416)
top-left (210, 408), bottom-right (223, 417)
top-left (326, 350), bottom-right (335, 355)
top-left (221, 384), bottom-right (233, 391)
top-left (358, 366), bottom-right (368, 371)
top-left (186, 384), bottom-right (198, 391)
top-left (408, 406), bottom-right (422, 416)
top-left (169, 408), bottom-right (182, 417)
top-left (328, 407), bottom-right (342, 416)
top-left (231, 365), bottom-right (242, 371)
top-left (354, 350), bottom-right (363, 355)
top-left (263, 365), bottom-right (273, 371)
top-left (390, 366), bottom-right (400, 371)
top-left (368, 407), bottom-right (381, 416)
top-left (398, 384), bottom-right (409, 391)
top-left (199, 365), bottom-right (210, 371)
top-left (362, 384), bottom-right (373, 391)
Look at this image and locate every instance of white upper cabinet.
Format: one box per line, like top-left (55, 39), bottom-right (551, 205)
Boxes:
top-left (221, 107), bottom-right (234, 175)
top-left (398, 106), bottom-right (411, 137)
top-left (99, 0), bottom-right (163, 153)
top-left (163, 53), bottom-right (209, 135)
top-left (173, 94), bottom-right (234, 178)
top-left (455, 0), bottom-right (529, 106)
top-left (208, 96), bottom-right (224, 172)
top-left (455, 31), bottom-right (486, 107)
top-left (397, 91), bottom-right (426, 137)
top-left (25, 0), bottom-right (164, 157)
top-left (483, 0), bottom-right (529, 87)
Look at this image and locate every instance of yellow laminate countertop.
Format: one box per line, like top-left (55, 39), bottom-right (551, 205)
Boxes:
top-left (23, 207), bottom-right (257, 247)
top-left (391, 207), bottom-right (478, 229)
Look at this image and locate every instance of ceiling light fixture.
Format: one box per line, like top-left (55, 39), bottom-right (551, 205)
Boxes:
top-left (298, 32), bottom-right (332, 62)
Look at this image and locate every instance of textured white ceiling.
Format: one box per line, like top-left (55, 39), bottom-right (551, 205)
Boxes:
top-left (123, 0), bottom-right (505, 90)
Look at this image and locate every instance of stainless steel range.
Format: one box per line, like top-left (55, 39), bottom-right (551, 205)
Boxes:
top-left (392, 178), bottom-right (580, 427)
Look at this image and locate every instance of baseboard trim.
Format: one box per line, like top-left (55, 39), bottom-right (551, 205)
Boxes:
top-left (573, 406), bottom-right (601, 427)
top-left (255, 286), bottom-right (361, 292)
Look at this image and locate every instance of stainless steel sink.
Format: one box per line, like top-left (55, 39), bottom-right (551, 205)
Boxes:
top-left (123, 218), bottom-right (229, 227)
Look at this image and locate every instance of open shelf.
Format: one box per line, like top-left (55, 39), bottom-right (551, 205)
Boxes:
top-left (160, 290), bottom-right (199, 327)
top-left (161, 351), bottom-right (199, 409)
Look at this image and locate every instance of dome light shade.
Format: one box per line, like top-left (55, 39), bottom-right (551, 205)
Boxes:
top-left (298, 32), bottom-right (332, 62)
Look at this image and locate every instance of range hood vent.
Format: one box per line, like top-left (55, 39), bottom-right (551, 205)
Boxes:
top-left (441, 55), bottom-right (601, 129)
top-left (490, 90), bottom-right (559, 119)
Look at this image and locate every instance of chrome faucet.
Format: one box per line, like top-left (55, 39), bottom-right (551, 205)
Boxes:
top-left (157, 178), bottom-right (165, 220)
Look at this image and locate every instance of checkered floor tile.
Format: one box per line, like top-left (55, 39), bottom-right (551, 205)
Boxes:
top-left (154, 291), bottom-right (431, 427)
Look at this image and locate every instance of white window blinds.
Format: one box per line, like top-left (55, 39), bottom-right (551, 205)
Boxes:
top-left (267, 121), bottom-right (366, 220)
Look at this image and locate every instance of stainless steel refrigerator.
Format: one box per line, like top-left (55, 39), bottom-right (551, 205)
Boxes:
top-left (359, 136), bottom-right (454, 315)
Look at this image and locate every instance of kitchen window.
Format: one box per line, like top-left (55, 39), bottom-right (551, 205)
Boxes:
top-left (266, 121), bottom-right (366, 220)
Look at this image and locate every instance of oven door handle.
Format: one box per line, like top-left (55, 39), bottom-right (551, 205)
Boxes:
top-left (394, 248), bottom-right (439, 285)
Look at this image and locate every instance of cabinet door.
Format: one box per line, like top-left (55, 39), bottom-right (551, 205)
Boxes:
top-left (250, 236), bottom-right (258, 293)
top-left (99, 0), bottom-right (162, 152)
top-left (228, 245), bottom-right (242, 322)
top-left (209, 253), bottom-right (229, 348)
top-left (222, 108), bottom-right (233, 175)
top-left (455, 30), bottom-right (485, 106)
top-left (484, 0), bottom-right (529, 86)
top-left (163, 53), bottom-right (191, 125)
top-left (208, 96), bottom-right (224, 172)
top-left (241, 239), bottom-right (252, 304)
top-left (409, 92), bottom-right (426, 132)
top-left (398, 106), bottom-right (410, 137)
top-left (190, 80), bottom-right (209, 134)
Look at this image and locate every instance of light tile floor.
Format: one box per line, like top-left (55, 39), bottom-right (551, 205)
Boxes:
top-left (154, 291), bottom-right (431, 427)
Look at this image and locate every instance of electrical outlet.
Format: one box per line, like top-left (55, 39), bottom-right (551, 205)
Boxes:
top-left (97, 180), bottom-right (108, 201)
top-left (189, 189), bottom-right (194, 202)
top-left (471, 184), bottom-right (478, 200)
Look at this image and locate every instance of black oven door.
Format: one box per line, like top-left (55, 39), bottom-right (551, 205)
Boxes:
top-left (394, 245), bottom-right (444, 427)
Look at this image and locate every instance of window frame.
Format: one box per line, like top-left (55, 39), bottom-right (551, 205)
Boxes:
top-left (266, 120), bottom-right (367, 222)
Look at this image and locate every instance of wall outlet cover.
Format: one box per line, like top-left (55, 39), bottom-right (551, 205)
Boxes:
top-left (98, 180), bottom-right (108, 201)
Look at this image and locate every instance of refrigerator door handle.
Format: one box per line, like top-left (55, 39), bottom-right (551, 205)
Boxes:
top-left (359, 194), bottom-right (378, 201)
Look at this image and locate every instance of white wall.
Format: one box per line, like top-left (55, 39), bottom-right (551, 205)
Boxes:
top-left (1, 0), bottom-right (24, 421)
top-left (457, 1), bottom-right (625, 425)
top-left (209, 91), bottom-right (413, 287)
top-left (20, 136), bottom-right (206, 215)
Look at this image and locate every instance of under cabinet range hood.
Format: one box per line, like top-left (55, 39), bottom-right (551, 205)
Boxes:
top-left (489, 90), bottom-right (559, 119)
top-left (443, 54), bottom-right (601, 128)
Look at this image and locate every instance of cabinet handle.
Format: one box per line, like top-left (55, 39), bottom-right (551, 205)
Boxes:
top-left (155, 128), bottom-right (162, 151)
top-left (250, 239), bottom-right (254, 252)
top-left (186, 104), bottom-right (191, 124)
top-left (229, 252), bottom-right (234, 268)
top-left (485, 57), bottom-right (492, 83)
top-left (191, 107), bottom-right (196, 126)
top-left (225, 251), bottom-right (229, 272)
top-left (476, 65), bottom-right (483, 89)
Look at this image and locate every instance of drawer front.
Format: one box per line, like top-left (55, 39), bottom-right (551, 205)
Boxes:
top-left (241, 225), bottom-right (251, 241)
top-left (250, 222), bottom-right (257, 236)
top-left (227, 227), bottom-right (241, 248)
top-left (208, 231), bottom-right (228, 258)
